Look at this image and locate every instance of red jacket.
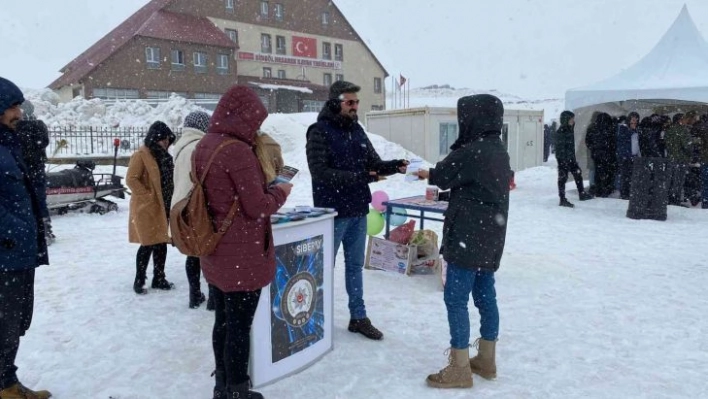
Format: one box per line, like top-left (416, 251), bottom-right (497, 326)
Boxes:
top-left (194, 86), bottom-right (287, 292)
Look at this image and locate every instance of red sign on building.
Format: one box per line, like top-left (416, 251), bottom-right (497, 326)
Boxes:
top-left (292, 36), bottom-right (317, 59)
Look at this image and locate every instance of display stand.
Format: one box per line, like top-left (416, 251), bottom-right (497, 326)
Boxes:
top-left (382, 195), bottom-right (448, 239)
top-left (249, 213), bottom-right (336, 388)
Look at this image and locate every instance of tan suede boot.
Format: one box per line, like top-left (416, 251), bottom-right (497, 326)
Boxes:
top-left (469, 338), bottom-right (497, 379)
top-left (0, 383), bottom-right (52, 399)
top-left (426, 348), bottom-right (473, 388)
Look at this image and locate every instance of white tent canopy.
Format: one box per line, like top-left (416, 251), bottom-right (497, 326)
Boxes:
top-left (563, 5), bottom-right (708, 171)
top-left (566, 5), bottom-right (708, 110)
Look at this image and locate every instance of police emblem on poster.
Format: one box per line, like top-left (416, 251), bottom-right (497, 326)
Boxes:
top-left (270, 235), bottom-right (325, 363)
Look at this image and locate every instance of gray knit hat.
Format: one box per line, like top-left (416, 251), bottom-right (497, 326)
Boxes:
top-left (20, 100), bottom-right (35, 120)
top-left (183, 111), bottom-right (210, 133)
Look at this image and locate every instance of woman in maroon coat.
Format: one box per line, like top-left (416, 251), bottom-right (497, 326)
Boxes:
top-left (194, 85), bottom-right (292, 399)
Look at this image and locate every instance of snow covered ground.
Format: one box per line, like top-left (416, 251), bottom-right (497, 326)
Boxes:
top-left (18, 113), bottom-right (708, 398)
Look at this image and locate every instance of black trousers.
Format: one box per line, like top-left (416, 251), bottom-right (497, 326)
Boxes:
top-left (619, 158), bottom-right (635, 199)
top-left (185, 256), bottom-right (201, 295)
top-left (0, 269), bottom-right (35, 390)
top-left (593, 158), bottom-right (617, 197)
top-left (211, 285), bottom-right (261, 388)
top-left (136, 244), bottom-right (167, 281)
top-left (558, 161), bottom-right (584, 199)
top-left (668, 162), bottom-right (688, 204)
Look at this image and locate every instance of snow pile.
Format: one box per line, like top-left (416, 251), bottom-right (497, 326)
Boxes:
top-left (24, 89), bottom-right (208, 129)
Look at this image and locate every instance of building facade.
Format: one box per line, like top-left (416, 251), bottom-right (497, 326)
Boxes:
top-left (49, 0), bottom-right (388, 113)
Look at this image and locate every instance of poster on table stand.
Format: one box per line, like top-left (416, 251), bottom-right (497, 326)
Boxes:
top-left (249, 214), bottom-right (335, 388)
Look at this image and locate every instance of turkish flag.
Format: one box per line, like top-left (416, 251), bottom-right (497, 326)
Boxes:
top-left (292, 36), bottom-right (317, 59)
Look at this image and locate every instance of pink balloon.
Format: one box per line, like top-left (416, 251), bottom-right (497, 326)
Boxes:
top-left (371, 190), bottom-right (389, 212)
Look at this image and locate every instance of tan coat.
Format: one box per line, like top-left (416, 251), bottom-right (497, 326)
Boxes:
top-left (126, 146), bottom-right (170, 245)
top-left (259, 132), bottom-right (284, 174)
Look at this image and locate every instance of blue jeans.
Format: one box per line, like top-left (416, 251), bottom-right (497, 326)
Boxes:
top-left (701, 164), bottom-right (708, 209)
top-left (333, 216), bottom-right (367, 319)
top-left (444, 263), bottom-right (499, 349)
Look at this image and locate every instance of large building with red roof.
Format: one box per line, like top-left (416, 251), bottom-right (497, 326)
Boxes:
top-left (49, 0), bottom-right (389, 113)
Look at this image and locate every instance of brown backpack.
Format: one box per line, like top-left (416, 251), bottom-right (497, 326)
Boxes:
top-left (170, 139), bottom-right (239, 256)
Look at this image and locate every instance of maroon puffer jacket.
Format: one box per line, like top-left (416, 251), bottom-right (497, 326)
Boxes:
top-left (194, 85), bottom-right (287, 292)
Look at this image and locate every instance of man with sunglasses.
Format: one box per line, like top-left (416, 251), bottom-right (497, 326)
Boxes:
top-left (306, 81), bottom-right (408, 340)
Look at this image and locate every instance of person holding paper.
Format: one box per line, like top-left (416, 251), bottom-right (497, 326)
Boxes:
top-left (306, 80), bottom-right (408, 341)
top-left (417, 94), bottom-right (511, 389)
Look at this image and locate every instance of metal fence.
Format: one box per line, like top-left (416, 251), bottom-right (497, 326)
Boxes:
top-left (48, 126), bottom-right (182, 157)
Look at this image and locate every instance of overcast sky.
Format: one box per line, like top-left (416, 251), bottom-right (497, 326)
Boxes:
top-left (2, 0), bottom-right (707, 99)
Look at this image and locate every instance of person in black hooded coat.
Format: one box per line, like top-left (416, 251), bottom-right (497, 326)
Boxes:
top-left (585, 112), bottom-right (617, 197)
top-left (555, 110), bottom-right (593, 207)
top-left (417, 94), bottom-right (510, 389)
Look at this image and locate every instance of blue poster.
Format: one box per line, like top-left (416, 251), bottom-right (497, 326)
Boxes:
top-left (270, 235), bottom-right (325, 363)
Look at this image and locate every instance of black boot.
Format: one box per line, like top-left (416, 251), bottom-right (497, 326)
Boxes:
top-left (190, 292), bottom-right (206, 309)
top-left (579, 192), bottom-right (594, 201)
top-left (186, 256), bottom-right (204, 308)
top-left (134, 255), bottom-right (148, 295)
top-left (212, 369), bottom-right (227, 399)
top-left (348, 317), bottom-right (384, 340)
top-left (151, 278), bottom-right (175, 290)
top-left (227, 382), bottom-right (263, 399)
top-left (152, 245), bottom-right (174, 290)
top-left (559, 198), bottom-right (575, 208)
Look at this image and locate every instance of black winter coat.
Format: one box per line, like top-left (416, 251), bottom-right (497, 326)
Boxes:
top-left (16, 119), bottom-right (50, 219)
top-left (429, 95), bottom-right (511, 271)
top-left (555, 125), bottom-right (576, 163)
top-left (306, 106), bottom-right (403, 218)
top-left (585, 114), bottom-right (616, 164)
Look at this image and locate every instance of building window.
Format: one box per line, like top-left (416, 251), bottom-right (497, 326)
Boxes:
top-left (226, 29), bottom-right (238, 46)
top-left (146, 91), bottom-right (186, 99)
top-left (303, 100), bottom-right (325, 112)
top-left (371, 105), bottom-right (385, 111)
top-left (145, 47), bottom-right (160, 69)
top-left (336, 74), bottom-right (344, 82)
top-left (261, 34), bottom-right (272, 53)
top-left (374, 77), bottom-right (382, 94)
top-left (334, 44), bottom-right (343, 61)
top-left (321, 11), bottom-right (330, 25)
top-left (260, 1), bottom-right (269, 18)
top-left (277, 70), bottom-right (286, 79)
top-left (193, 52), bottom-right (207, 73)
top-left (194, 93), bottom-right (222, 99)
top-left (217, 54), bottom-right (229, 75)
top-left (323, 73), bottom-right (332, 87)
top-left (322, 42), bottom-right (331, 60)
top-left (171, 49), bottom-right (185, 71)
top-left (439, 123), bottom-right (459, 156)
top-left (225, 0), bottom-right (234, 11)
top-left (274, 3), bottom-right (284, 21)
top-left (276, 36), bottom-right (286, 55)
top-left (263, 67), bottom-right (272, 78)
top-left (92, 88), bottom-right (140, 100)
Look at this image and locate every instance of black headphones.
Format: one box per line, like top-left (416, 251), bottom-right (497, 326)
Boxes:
top-left (326, 98), bottom-right (342, 114)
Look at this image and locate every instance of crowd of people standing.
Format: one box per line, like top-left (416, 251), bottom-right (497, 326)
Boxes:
top-left (547, 109), bottom-right (708, 208)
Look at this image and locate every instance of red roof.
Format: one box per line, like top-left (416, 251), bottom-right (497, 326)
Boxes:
top-left (49, 0), bottom-right (234, 89)
top-left (136, 11), bottom-right (236, 49)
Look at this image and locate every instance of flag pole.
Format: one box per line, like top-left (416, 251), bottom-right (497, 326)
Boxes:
top-left (407, 78), bottom-right (410, 108)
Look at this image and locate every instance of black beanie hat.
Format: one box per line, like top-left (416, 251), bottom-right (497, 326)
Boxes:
top-left (329, 80), bottom-right (360, 99)
top-left (145, 121), bottom-right (175, 147)
top-left (0, 77), bottom-right (25, 116)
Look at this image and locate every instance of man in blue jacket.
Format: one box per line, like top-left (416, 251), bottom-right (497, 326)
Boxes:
top-left (0, 77), bottom-right (51, 399)
top-left (306, 81), bottom-right (408, 340)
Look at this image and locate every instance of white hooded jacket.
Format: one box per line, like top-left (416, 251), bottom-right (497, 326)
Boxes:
top-left (170, 127), bottom-right (206, 209)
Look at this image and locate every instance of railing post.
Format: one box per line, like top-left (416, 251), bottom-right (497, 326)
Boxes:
top-left (90, 126), bottom-right (94, 154)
